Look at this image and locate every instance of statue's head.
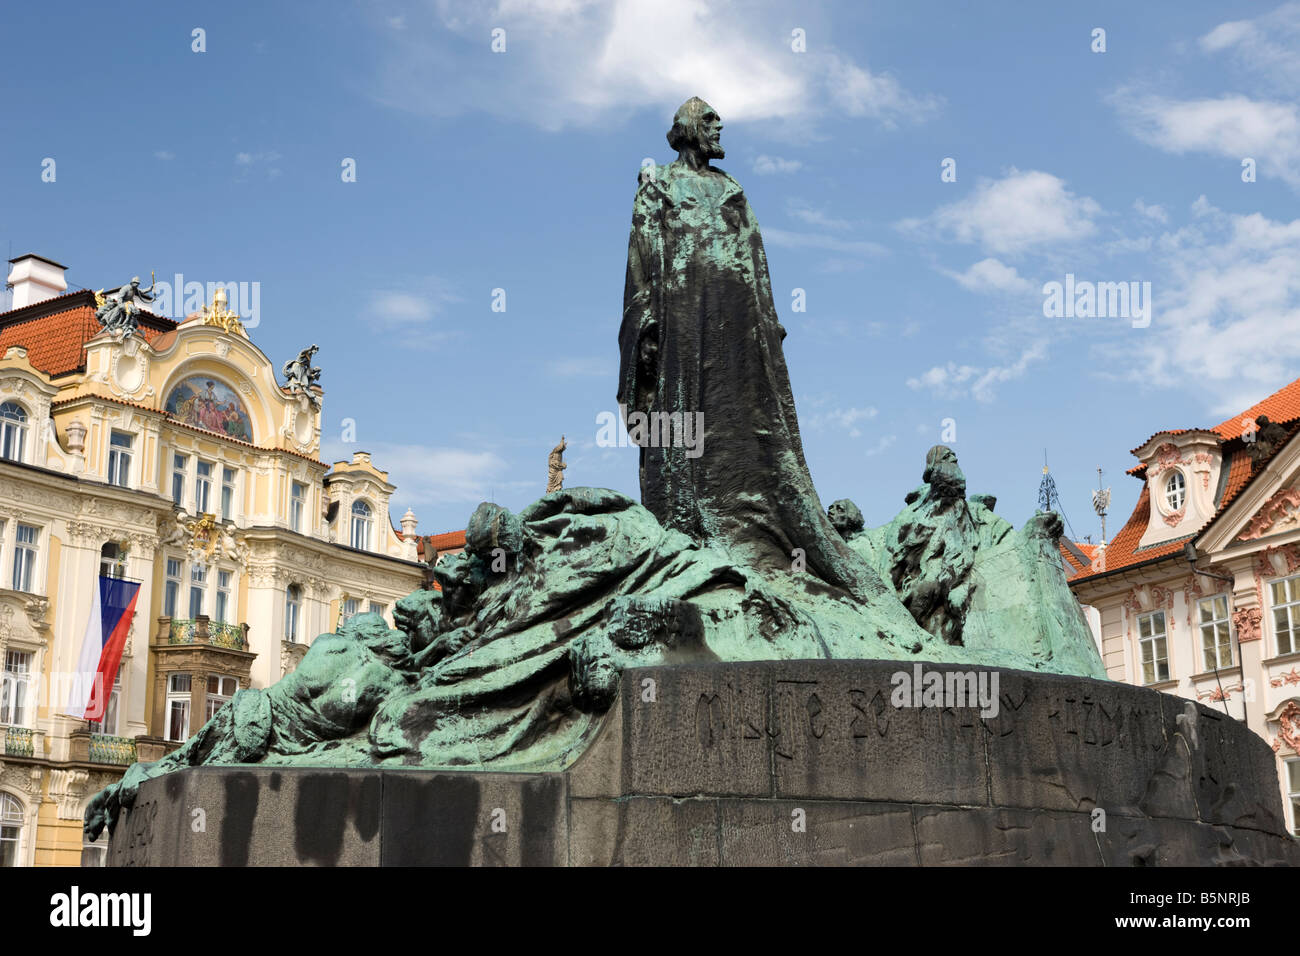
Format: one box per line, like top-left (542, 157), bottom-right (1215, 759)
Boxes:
top-left (827, 499), bottom-right (865, 539)
top-left (130, 277), bottom-right (141, 286)
top-left (922, 445), bottom-right (966, 499)
top-left (667, 97), bottom-right (724, 160)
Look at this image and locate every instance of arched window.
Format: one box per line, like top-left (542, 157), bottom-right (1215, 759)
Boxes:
top-left (0, 792), bottom-right (24, 867)
top-left (99, 542), bottom-right (125, 579)
top-left (1165, 471), bottom-right (1186, 512)
top-left (0, 402), bottom-right (27, 463)
top-left (350, 500), bottom-right (373, 551)
top-left (285, 584), bottom-right (302, 643)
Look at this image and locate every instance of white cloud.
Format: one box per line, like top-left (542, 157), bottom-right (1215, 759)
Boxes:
top-left (864, 434), bottom-right (896, 456)
top-left (366, 278), bottom-right (462, 332)
top-left (943, 257), bottom-right (1032, 294)
top-left (763, 228), bottom-right (888, 257)
top-left (1112, 91), bottom-right (1300, 187)
top-left (1133, 199), bottom-right (1168, 223)
top-left (1198, 3), bottom-right (1300, 93)
top-left (154, 150), bottom-right (175, 161)
top-left (753, 155), bottom-right (802, 175)
top-left (322, 440), bottom-right (516, 511)
top-left (233, 150), bottom-right (283, 179)
top-left (802, 404), bottom-right (878, 438)
top-left (906, 341), bottom-right (1047, 403)
top-left (897, 169), bottom-right (1101, 255)
top-left (1109, 204), bottom-right (1300, 413)
top-left (787, 199), bottom-right (852, 231)
top-left (367, 0), bottom-right (940, 132)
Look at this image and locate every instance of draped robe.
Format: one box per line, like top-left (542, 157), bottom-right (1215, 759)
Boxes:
top-left (618, 160), bottom-right (898, 607)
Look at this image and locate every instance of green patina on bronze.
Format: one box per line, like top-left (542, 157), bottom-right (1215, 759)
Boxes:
top-left (84, 98), bottom-right (1103, 841)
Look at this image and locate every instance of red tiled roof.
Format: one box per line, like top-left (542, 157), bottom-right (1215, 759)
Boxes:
top-left (405, 530), bottom-right (467, 561)
top-left (413, 530), bottom-right (466, 560)
top-left (0, 294), bottom-right (174, 377)
top-left (1210, 378), bottom-right (1300, 439)
top-left (1071, 378), bottom-right (1300, 584)
top-left (1127, 377), bottom-right (1300, 472)
top-left (1060, 541), bottom-right (1098, 575)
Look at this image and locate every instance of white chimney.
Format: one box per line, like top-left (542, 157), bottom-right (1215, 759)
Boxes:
top-left (6, 254), bottom-right (69, 309)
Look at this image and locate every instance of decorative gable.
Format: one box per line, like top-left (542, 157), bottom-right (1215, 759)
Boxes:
top-left (1134, 431), bottom-right (1222, 549)
top-left (1237, 484), bottom-right (1300, 542)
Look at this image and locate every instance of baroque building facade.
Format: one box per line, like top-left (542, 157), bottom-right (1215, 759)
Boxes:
top-left (0, 254), bottom-right (433, 866)
top-left (1065, 377), bottom-right (1300, 838)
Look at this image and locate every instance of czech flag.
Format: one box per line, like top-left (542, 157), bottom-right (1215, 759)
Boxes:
top-left (67, 576), bottom-right (141, 721)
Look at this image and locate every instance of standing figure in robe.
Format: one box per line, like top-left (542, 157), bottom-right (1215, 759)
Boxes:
top-left (618, 96), bottom-right (898, 608)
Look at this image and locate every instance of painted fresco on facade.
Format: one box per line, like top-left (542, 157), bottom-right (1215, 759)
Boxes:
top-left (164, 376), bottom-right (253, 441)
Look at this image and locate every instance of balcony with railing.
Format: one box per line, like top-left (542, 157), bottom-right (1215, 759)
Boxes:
top-left (88, 734), bottom-right (137, 765)
top-left (165, 615), bottom-right (249, 651)
top-left (2, 726), bottom-right (34, 757)
top-left (150, 615), bottom-right (256, 742)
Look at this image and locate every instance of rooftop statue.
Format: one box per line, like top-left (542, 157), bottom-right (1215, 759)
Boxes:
top-left (85, 99), bottom-right (1105, 843)
top-left (547, 436), bottom-right (567, 492)
top-left (282, 345), bottom-right (322, 402)
top-left (94, 273), bottom-right (157, 338)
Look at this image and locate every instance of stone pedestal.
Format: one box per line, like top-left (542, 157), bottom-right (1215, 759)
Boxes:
top-left (108, 661), bottom-right (1300, 866)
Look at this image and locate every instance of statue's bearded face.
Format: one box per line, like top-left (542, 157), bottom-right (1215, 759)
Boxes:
top-left (669, 97), bottom-right (725, 160)
top-left (693, 106), bottom-right (724, 159)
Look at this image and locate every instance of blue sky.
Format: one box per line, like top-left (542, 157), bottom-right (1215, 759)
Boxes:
top-left (3, 1), bottom-right (1297, 541)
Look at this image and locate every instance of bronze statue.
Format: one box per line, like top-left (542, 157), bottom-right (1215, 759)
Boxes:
top-left (282, 345), bottom-right (322, 402)
top-left (618, 97), bottom-right (896, 607)
top-left (547, 436), bottom-right (567, 492)
top-left (1247, 415), bottom-right (1289, 467)
top-left (94, 274), bottom-right (156, 337)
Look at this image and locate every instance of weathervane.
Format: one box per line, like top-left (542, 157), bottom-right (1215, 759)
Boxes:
top-left (1091, 467), bottom-right (1111, 544)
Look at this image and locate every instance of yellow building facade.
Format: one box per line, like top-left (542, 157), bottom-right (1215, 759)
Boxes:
top-left (0, 255), bottom-right (426, 866)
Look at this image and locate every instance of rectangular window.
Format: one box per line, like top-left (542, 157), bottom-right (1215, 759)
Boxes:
top-left (215, 570), bottom-right (232, 623)
top-left (171, 454), bottom-right (188, 508)
top-left (290, 482), bottom-right (306, 533)
top-left (341, 597), bottom-right (359, 623)
top-left (1198, 595), bottom-right (1233, 670)
top-left (1137, 611), bottom-right (1169, 684)
top-left (221, 468), bottom-right (237, 523)
top-left (188, 564), bottom-right (207, 619)
top-left (164, 558), bottom-right (182, 617)
top-left (88, 665), bottom-right (123, 736)
top-left (1289, 759), bottom-right (1300, 838)
top-left (1271, 575), bottom-right (1300, 655)
top-left (107, 431), bottom-right (133, 487)
top-left (12, 524), bottom-right (38, 593)
top-left (285, 586), bottom-right (301, 643)
top-left (369, 602), bottom-right (386, 619)
top-left (205, 675), bottom-right (238, 721)
top-left (0, 650), bottom-right (34, 726)
top-left (166, 674), bottom-right (191, 742)
top-left (194, 460), bottom-right (213, 514)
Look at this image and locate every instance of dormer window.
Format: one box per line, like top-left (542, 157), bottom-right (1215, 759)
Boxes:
top-left (350, 500), bottom-right (373, 551)
top-left (0, 402), bottom-right (27, 462)
top-left (1164, 471), bottom-right (1186, 512)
